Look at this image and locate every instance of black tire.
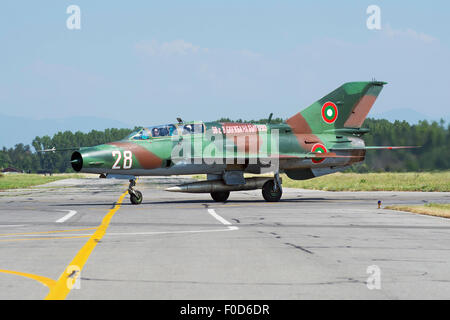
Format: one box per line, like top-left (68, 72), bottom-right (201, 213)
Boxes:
top-left (262, 180), bottom-right (282, 202)
top-left (130, 190), bottom-right (143, 205)
top-left (210, 191), bottom-right (230, 202)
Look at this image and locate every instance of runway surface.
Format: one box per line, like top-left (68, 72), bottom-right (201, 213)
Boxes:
top-left (0, 176), bottom-right (449, 299)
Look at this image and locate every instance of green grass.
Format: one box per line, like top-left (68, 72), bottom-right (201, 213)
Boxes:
top-left (194, 171), bottom-right (450, 192)
top-left (386, 203), bottom-right (450, 218)
top-left (0, 173), bottom-right (80, 190)
top-left (282, 171), bottom-right (450, 192)
top-left (425, 203), bottom-right (450, 210)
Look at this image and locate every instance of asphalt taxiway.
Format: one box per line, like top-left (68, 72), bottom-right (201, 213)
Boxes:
top-left (0, 176), bottom-right (449, 299)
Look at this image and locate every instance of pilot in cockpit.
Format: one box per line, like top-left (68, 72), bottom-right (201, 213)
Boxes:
top-left (152, 127), bottom-right (160, 137)
top-left (183, 124), bottom-right (193, 134)
top-left (159, 127), bottom-right (169, 136)
top-left (140, 129), bottom-right (149, 140)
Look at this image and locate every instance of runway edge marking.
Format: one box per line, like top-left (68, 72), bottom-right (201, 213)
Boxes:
top-left (45, 191), bottom-right (128, 300)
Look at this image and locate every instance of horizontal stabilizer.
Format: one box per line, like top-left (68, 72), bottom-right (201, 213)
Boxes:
top-left (325, 128), bottom-right (370, 135)
top-left (363, 146), bottom-right (420, 150)
top-left (331, 146), bottom-right (420, 151)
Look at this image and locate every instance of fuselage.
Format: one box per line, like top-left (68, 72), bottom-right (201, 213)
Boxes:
top-left (69, 81), bottom-right (386, 203)
top-left (71, 120), bottom-right (366, 179)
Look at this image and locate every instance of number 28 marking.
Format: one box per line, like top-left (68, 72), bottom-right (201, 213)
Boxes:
top-left (112, 151), bottom-right (133, 169)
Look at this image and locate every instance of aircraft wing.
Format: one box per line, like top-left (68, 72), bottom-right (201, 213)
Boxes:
top-left (37, 147), bottom-right (81, 153)
top-left (183, 153), bottom-right (364, 164)
top-left (279, 153), bottom-right (364, 159)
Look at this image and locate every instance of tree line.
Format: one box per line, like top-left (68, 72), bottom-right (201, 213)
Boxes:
top-left (0, 128), bottom-right (136, 173)
top-left (357, 118), bottom-right (449, 172)
top-left (0, 119), bottom-right (448, 173)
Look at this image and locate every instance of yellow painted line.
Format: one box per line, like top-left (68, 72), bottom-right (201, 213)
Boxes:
top-left (0, 235), bottom-right (90, 243)
top-left (45, 191), bottom-right (128, 300)
top-left (0, 227), bottom-right (97, 237)
top-left (0, 269), bottom-right (56, 288)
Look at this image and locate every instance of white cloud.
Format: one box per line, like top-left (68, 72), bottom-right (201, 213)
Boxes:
top-left (384, 24), bottom-right (437, 43)
top-left (135, 39), bottom-right (207, 56)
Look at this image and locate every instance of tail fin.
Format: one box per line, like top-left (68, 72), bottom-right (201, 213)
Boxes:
top-left (287, 81), bottom-right (386, 133)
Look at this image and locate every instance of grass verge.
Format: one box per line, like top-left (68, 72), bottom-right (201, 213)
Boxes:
top-left (0, 173), bottom-right (80, 190)
top-left (282, 172), bottom-right (450, 192)
top-left (386, 203), bottom-right (450, 218)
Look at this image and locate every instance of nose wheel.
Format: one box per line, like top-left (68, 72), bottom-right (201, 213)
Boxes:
top-left (128, 179), bottom-right (143, 205)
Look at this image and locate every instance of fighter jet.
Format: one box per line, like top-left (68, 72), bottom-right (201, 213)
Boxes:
top-left (66, 81), bottom-right (414, 204)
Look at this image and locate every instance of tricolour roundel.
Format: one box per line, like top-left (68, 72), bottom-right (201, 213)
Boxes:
top-left (321, 101), bottom-right (338, 124)
top-left (311, 143), bottom-right (327, 164)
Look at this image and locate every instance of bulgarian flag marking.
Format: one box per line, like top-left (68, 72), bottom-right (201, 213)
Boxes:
top-left (321, 101), bottom-right (338, 124)
top-left (311, 143), bottom-right (327, 164)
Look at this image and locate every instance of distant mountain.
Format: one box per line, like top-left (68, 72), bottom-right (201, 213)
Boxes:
top-left (370, 108), bottom-right (447, 124)
top-left (0, 114), bottom-right (130, 148)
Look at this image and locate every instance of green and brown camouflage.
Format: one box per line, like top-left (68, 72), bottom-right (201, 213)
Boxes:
top-left (68, 81), bottom-right (412, 202)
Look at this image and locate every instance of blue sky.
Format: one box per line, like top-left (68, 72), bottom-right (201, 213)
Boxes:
top-left (0, 0), bottom-right (449, 127)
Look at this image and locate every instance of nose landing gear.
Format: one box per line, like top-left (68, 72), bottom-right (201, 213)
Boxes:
top-left (128, 179), bottom-right (143, 205)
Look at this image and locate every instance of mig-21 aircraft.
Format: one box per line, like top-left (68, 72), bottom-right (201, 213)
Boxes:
top-left (51, 81), bottom-right (414, 204)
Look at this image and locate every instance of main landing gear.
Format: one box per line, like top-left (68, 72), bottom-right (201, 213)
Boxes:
top-left (210, 191), bottom-right (230, 202)
top-left (262, 172), bottom-right (282, 202)
top-left (209, 173), bottom-right (283, 203)
top-left (128, 179), bottom-right (143, 205)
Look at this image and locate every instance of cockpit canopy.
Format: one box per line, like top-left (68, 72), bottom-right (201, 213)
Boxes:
top-left (127, 122), bottom-right (204, 140)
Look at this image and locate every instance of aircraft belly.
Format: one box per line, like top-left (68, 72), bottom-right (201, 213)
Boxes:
top-left (285, 166), bottom-right (348, 180)
top-left (82, 156), bottom-right (358, 175)
top-left (82, 163), bottom-right (228, 176)
top-left (280, 157), bottom-right (351, 170)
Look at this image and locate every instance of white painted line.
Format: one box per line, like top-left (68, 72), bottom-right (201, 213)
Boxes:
top-left (105, 226), bottom-right (238, 237)
top-left (207, 208), bottom-right (232, 225)
top-left (0, 225), bottom-right (25, 228)
top-left (0, 226), bottom-right (239, 239)
top-left (102, 209), bottom-right (240, 238)
top-left (56, 210), bottom-right (78, 223)
top-left (0, 233), bottom-right (91, 238)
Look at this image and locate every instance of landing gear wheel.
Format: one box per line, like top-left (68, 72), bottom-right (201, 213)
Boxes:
top-left (210, 191), bottom-right (230, 202)
top-left (128, 178), bottom-right (143, 205)
top-left (262, 180), bottom-right (282, 202)
top-left (130, 190), bottom-right (143, 205)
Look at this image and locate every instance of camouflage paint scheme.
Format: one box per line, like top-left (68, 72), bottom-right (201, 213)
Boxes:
top-left (71, 81), bottom-right (387, 180)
